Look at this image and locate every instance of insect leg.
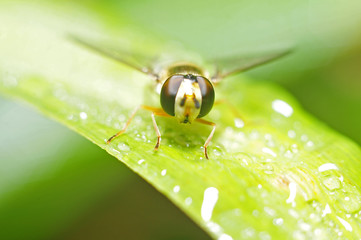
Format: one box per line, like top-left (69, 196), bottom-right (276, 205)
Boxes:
top-left (107, 105), bottom-right (141, 144)
top-left (195, 118), bottom-right (216, 159)
top-left (146, 107), bottom-right (170, 151)
top-left (151, 112), bottom-right (161, 150)
top-left (107, 105), bottom-right (170, 151)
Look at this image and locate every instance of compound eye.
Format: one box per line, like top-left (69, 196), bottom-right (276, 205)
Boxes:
top-left (197, 76), bottom-right (215, 118)
top-left (160, 75), bottom-right (184, 116)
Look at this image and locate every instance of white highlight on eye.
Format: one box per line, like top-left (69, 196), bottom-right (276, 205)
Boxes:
top-left (201, 187), bottom-right (219, 221)
top-left (272, 99), bottom-right (293, 117)
top-left (337, 216), bottom-right (353, 232)
top-left (286, 182), bottom-right (297, 206)
top-left (322, 204), bottom-right (331, 217)
top-left (318, 163), bottom-right (338, 172)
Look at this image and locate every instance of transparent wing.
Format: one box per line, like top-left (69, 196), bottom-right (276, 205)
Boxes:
top-left (68, 34), bottom-right (158, 78)
top-left (211, 48), bottom-right (293, 82)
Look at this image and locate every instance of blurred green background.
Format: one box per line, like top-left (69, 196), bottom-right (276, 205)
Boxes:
top-left (0, 0), bottom-right (360, 239)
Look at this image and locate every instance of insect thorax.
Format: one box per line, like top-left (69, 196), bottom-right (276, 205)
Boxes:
top-left (159, 62), bottom-right (205, 83)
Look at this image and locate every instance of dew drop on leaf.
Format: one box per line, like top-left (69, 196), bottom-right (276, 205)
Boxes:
top-left (117, 143), bottom-right (130, 151)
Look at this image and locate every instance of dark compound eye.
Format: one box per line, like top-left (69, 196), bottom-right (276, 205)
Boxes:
top-left (160, 75), bottom-right (184, 116)
top-left (196, 76), bottom-right (215, 118)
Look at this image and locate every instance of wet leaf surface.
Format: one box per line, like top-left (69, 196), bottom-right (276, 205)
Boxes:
top-left (1, 2), bottom-right (361, 239)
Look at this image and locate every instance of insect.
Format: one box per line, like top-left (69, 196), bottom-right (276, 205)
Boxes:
top-left (71, 35), bottom-right (291, 159)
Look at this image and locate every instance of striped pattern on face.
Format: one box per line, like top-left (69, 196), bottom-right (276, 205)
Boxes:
top-left (174, 77), bottom-right (202, 123)
top-left (160, 74), bottom-right (215, 123)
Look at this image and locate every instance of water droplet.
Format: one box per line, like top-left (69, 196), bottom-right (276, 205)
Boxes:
top-left (314, 228), bottom-right (323, 237)
top-left (305, 140), bottom-right (315, 150)
top-left (288, 209), bottom-right (299, 218)
top-left (185, 197), bottom-right (192, 206)
top-left (264, 206), bottom-right (276, 216)
top-left (322, 204), bottom-right (331, 217)
top-left (273, 218), bottom-right (284, 226)
top-left (288, 130), bottom-right (296, 139)
top-left (201, 187), bottom-right (219, 221)
top-left (318, 163), bottom-right (338, 173)
top-left (138, 159), bottom-right (145, 164)
top-left (298, 221), bottom-right (311, 231)
top-left (206, 221), bottom-right (223, 235)
top-left (339, 175), bottom-right (344, 183)
top-left (291, 144), bottom-right (299, 153)
top-left (218, 233), bottom-right (233, 240)
top-left (263, 164), bottom-right (274, 175)
top-left (286, 182), bottom-right (297, 207)
top-left (249, 130), bottom-right (259, 140)
top-left (252, 209), bottom-right (259, 217)
top-left (264, 134), bottom-right (271, 140)
top-left (110, 148), bottom-right (120, 154)
top-left (262, 147), bottom-right (277, 157)
top-left (259, 232), bottom-right (271, 240)
top-left (336, 216), bottom-right (353, 232)
top-left (337, 193), bottom-right (361, 213)
top-left (242, 227), bottom-right (255, 238)
top-left (233, 208), bottom-right (241, 216)
top-left (118, 143), bottom-right (130, 151)
top-left (161, 169), bottom-right (167, 176)
top-left (213, 146), bottom-right (223, 156)
top-left (264, 134), bottom-right (276, 147)
top-left (300, 134), bottom-right (308, 142)
top-left (135, 134), bottom-right (142, 141)
top-left (284, 150), bottom-right (293, 158)
top-left (272, 99), bottom-right (293, 117)
top-left (173, 185), bottom-right (180, 193)
top-left (258, 184), bottom-right (262, 189)
top-left (293, 230), bottom-right (305, 239)
top-left (234, 118), bottom-right (244, 128)
top-left (79, 111), bottom-right (88, 120)
top-left (322, 175), bottom-right (341, 191)
top-left (309, 213), bottom-right (321, 223)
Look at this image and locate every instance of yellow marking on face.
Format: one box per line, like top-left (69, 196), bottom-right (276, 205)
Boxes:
top-left (174, 79), bottom-right (202, 123)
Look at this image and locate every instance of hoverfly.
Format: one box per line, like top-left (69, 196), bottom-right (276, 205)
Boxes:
top-left (71, 35), bottom-right (291, 159)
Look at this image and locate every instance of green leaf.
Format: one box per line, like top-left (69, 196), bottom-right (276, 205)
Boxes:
top-left (1, 2), bottom-right (361, 239)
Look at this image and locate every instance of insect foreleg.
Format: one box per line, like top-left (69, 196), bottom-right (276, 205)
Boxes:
top-left (106, 105), bottom-right (141, 144)
top-left (195, 118), bottom-right (216, 159)
top-left (107, 105), bottom-right (169, 152)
